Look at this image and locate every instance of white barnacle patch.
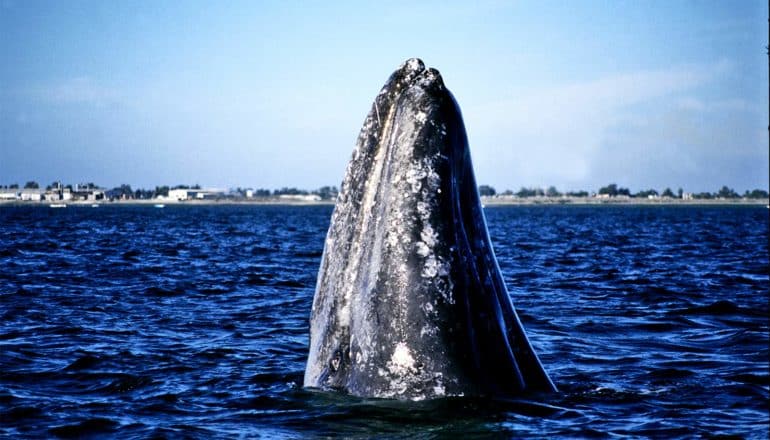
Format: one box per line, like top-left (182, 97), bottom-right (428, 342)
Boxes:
top-left (420, 223), bottom-right (438, 249)
top-left (420, 323), bottom-right (439, 338)
top-left (386, 231), bottom-right (400, 249)
top-left (425, 167), bottom-right (441, 192)
top-left (415, 241), bottom-right (430, 257)
top-left (404, 57), bottom-right (422, 72)
top-left (421, 255), bottom-right (439, 278)
top-left (433, 374), bottom-right (446, 397)
top-left (387, 342), bottom-right (416, 375)
top-left (405, 162), bottom-right (427, 193)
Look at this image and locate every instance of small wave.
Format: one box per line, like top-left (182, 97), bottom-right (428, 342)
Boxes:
top-left (144, 286), bottom-right (185, 297)
top-left (3, 405), bottom-right (44, 422)
top-left (0, 248), bottom-right (20, 257)
top-left (64, 354), bottom-right (101, 371)
top-left (671, 300), bottom-right (752, 317)
top-left (197, 286), bottom-right (232, 295)
top-left (121, 249), bottom-right (141, 260)
top-left (48, 418), bottom-right (119, 438)
top-left (647, 368), bottom-right (695, 381)
top-left (195, 347), bottom-right (237, 359)
top-left (273, 279), bottom-right (306, 288)
top-left (99, 375), bottom-right (154, 394)
top-left (245, 272), bottom-right (275, 285)
top-left (727, 373), bottom-right (770, 386)
top-left (294, 250), bottom-right (323, 258)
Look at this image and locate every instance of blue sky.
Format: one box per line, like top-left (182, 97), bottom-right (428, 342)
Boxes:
top-left (1, 0), bottom-right (767, 192)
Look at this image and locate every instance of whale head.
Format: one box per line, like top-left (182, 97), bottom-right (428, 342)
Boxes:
top-left (304, 58), bottom-right (556, 400)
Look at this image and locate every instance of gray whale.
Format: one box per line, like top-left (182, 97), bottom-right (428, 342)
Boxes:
top-left (304, 58), bottom-right (556, 399)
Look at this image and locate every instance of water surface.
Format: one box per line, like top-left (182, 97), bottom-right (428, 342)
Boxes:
top-left (1, 205), bottom-right (767, 438)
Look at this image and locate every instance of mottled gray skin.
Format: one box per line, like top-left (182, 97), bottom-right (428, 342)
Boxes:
top-left (304, 58), bottom-right (556, 400)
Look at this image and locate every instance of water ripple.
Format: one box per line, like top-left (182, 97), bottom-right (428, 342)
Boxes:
top-left (0, 204), bottom-right (767, 438)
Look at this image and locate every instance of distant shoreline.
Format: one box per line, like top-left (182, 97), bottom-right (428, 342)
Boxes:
top-left (480, 196), bottom-right (768, 206)
top-left (1, 197), bottom-right (766, 207)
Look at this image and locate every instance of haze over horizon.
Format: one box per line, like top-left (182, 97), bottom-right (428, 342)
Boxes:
top-left (1, 1), bottom-right (768, 193)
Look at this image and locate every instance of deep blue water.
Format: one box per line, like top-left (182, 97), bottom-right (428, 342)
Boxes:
top-left (1, 204), bottom-right (767, 439)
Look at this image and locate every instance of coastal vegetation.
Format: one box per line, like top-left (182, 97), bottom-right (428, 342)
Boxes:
top-left (481, 184), bottom-right (768, 201)
top-left (0, 181), bottom-right (767, 203)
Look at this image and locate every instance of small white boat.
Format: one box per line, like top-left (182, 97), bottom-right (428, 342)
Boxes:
top-left (49, 203), bottom-right (67, 208)
top-left (154, 204), bottom-right (165, 208)
top-left (91, 204), bottom-right (99, 208)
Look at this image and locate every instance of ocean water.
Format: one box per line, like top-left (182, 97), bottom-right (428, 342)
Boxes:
top-left (0, 204), bottom-right (767, 439)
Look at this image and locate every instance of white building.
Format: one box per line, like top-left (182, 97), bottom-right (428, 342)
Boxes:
top-left (0, 189), bottom-right (18, 200)
top-left (278, 194), bottom-right (322, 202)
top-left (167, 188), bottom-right (225, 201)
top-left (168, 189), bottom-right (189, 201)
top-left (20, 189), bottom-right (43, 201)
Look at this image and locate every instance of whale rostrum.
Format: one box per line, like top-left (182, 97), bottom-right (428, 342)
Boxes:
top-left (304, 58), bottom-right (556, 400)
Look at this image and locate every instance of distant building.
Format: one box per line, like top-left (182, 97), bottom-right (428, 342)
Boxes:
top-left (43, 192), bottom-right (59, 201)
top-left (72, 186), bottom-right (105, 201)
top-left (168, 188), bottom-right (226, 201)
top-left (0, 189), bottom-right (18, 200)
top-left (245, 189), bottom-right (254, 198)
top-left (20, 189), bottom-right (43, 201)
top-left (279, 194), bottom-right (322, 202)
top-left (168, 189), bottom-right (189, 201)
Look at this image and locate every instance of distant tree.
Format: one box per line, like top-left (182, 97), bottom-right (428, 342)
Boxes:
top-left (617, 187), bottom-right (631, 196)
top-left (501, 189), bottom-right (514, 196)
top-left (634, 189), bottom-right (659, 198)
top-left (545, 186), bottom-right (561, 197)
top-left (254, 188), bottom-right (271, 197)
top-left (134, 188), bottom-right (154, 199)
top-left (692, 192), bottom-right (714, 199)
top-left (314, 186), bottom-right (339, 200)
top-left (192, 184), bottom-right (201, 190)
top-left (478, 185), bottom-right (496, 196)
top-left (566, 190), bottom-right (589, 197)
top-left (516, 187), bottom-right (543, 198)
top-left (111, 184), bottom-right (133, 199)
top-left (677, 188), bottom-right (683, 199)
top-left (24, 181), bottom-right (39, 189)
top-left (661, 188), bottom-right (676, 198)
top-left (716, 186), bottom-right (739, 199)
top-left (274, 187), bottom-right (307, 196)
top-left (598, 183), bottom-right (618, 197)
top-left (746, 189), bottom-right (769, 199)
top-left (154, 186), bottom-right (169, 197)
top-left (9, 183), bottom-right (19, 189)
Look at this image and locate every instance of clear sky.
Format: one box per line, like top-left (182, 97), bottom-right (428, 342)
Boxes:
top-left (1, 0), bottom-right (767, 193)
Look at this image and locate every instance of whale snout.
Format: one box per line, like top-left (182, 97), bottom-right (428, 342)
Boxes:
top-left (399, 57), bottom-right (425, 74)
